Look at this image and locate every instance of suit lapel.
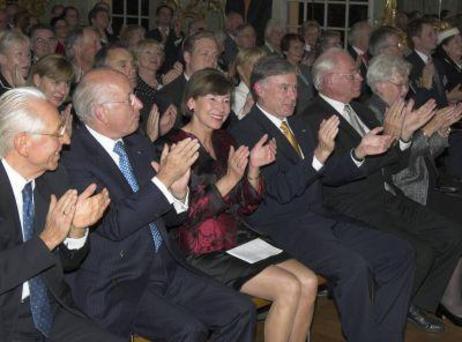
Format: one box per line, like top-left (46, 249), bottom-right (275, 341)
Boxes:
top-left (253, 108), bottom-right (302, 163)
top-left (75, 124), bottom-right (133, 194)
top-left (0, 163), bottom-right (22, 244)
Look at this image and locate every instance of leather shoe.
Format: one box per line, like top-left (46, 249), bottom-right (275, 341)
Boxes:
top-left (436, 304), bottom-right (462, 327)
top-left (407, 304), bottom-right (445, 333)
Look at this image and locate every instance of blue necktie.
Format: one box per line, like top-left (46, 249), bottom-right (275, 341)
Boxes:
top-left (113, 141), bottom-right (163, 251)
top-left (22, 182), bottom-right (54, 337)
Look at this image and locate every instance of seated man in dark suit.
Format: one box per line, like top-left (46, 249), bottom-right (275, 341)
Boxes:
top-left (0, 87), bottom-right (122, 341)
top-left (62, 67), bottom-right (255, 341)
top-left (302, 47), bottom-right (462, 333)
top-left (230, 56), bottom-right (415, 342)
top-left (155, 30), bottom-right (219, 128)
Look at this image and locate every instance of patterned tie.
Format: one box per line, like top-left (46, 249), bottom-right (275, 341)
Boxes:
top-left (344, 104), bottom-right (368, 137)
top-left (113, 141), bottom-right (162, 251)
top-left (22, 182), bottom-right (54, 337)
top-left (280, 121), bottom-right (302, 157)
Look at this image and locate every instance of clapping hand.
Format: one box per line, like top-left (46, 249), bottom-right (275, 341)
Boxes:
top-left (249, 134), bottom-right (276, 169)
top-left (383, 98), bottom-right (405, 141)
top-left (146, 104), bottom-right (160, 142)
top-left (159, 104), bottom-right (177, 136)
top-left (354, 127), bottom-right (394, 159)
top-left (40, 190), bottom-right (78, 251)
top-left (401, 98), bottom-right (436, 141)
top-left (71, 184), bottom-right (110, 235)
top-left (314, 115), bottom-right (340, 163)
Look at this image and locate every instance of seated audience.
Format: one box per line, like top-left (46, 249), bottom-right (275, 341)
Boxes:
top-left (230, 56), bottom-right (415, 342)
top-left (235, 23), bottom-right (257, 50)
top-left (51, 16), bottom-right (69, 55)
top-left (62, 67), bottom-right (256, 341)
top-left (0, 86), bottom-right (120, 341)
top-left (88, 6), bottom-right (115, 46)
top-left (317, 30), bottom-right (342, 54)
top-left (300, 20), bottom-right (320, 66)
top-left (28, 54), bottom-right (74, 109)
top-left (30, 24), bottom-right (58, 63)
top-left (232, 47), bottom-right (267, 119)
top-left (223, 11), bottom-right (244, 67)
top-left (94, 43), bottom-right (137, 88)
top-left (262, 20), bottom-right (286, 57)
top-left (119, 24), bottom-right (146, 49)
top-left (368, 25), bottom-right (405, 57)
top-left (65, 27), bottom-right (101, 83)
top-left (161, 68), bottom-right (318, 342)
top-left (302, 48), bottom-right (462, 333)
top-left (64, 6), bottom-right (81, 31)
top-left (281, 33), bottom-right (315, 114)
top-left (347, 21), bottom-right (372, 99)
top-left (156, 30), bottom-right (219, 127)
top-left (0, 30), bottom-right (31, 95)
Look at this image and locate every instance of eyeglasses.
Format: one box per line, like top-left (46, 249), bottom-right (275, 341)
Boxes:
top-left (331, 69), bottom-right (361, 81)
top-left (100, 93), bottom-right (138, 107)
top-left (27, 109), bottom-right (72, 139)
top-left (387, 80), bottom-right (409, 89)
top-left (34, 37), bottom-right (57, 45)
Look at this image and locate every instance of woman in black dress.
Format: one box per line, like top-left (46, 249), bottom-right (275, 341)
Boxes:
top-left (160, 69), bottom-right (318, 342)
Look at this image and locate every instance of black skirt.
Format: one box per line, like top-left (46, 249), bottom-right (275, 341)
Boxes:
top-left (186, 245), bottom-right (290, 290)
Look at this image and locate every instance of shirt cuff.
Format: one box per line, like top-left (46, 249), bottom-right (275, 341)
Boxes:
top-left (350, 149), bottom-right (365, 167)
top-left (399, 139), bottom-right (412, 151)
top-left (63, 229), bottom-right (88, 250)
top-left (312, 156), bottom-right (324, 171)
top-left (152, 176), bottom-right (189, 214)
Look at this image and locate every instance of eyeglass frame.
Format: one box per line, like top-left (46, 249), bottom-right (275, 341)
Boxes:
top-left (99, 93), bottom-right (138, 107)
top-left (330, 68), bottom-right (362, 81)
top-left (26, 108), bottom-right (72, 139)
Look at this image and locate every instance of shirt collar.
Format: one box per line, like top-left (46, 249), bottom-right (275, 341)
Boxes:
top-left (353, 46), bottom-right (365, 56)
top-left (86, 124), bottom-right (122, 156)
top-left (256, 103), bottom-right (287, 129)
top-left (319, 93), bottom-right (348, 115)
top-left (415, 49), bottom-right (430, 64)
top-left (1, 158), bottom-right (35, 197)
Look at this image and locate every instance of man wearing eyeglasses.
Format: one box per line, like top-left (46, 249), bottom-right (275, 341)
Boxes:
top-left (0, 87), bottom-right (123, 341)
top-left (302, 47), bottom-right (462, 333)
top-left (61, 67), bottom-right (256, 341)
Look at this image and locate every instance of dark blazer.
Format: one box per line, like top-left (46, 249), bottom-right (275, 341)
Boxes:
top-left (225, 0), bottom-right (272, 45)
top-left (406, 50), bottom-right (448, 108)
top-left (62, 124), bottom-right (203, 336)
top-left (433, 51), bottom-right (462, 93)
top-left (346, 44), bottom-right (371, 100)
top-left (154, 73), bottom-right (188, 128)
top-left (229, 105), bottom-right (365, 239)
top-left (146, 28), bottom-right (183, 73)
top-left (0, 163), bottom-right (88, 340)
top-left (301, 96), bottom-right (410, 218)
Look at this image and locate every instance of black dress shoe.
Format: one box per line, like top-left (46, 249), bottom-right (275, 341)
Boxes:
top-left (436, 304), bottom-right (462, 327)
top-left (407, 304), bottom-right (445, 333)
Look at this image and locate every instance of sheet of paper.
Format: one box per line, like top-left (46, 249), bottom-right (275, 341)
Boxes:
top-left (226, 238), bottom-right (283, 264)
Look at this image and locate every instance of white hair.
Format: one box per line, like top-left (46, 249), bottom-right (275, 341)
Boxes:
top-left (311, 47), bottom-right (345, 90)
top-left (0, 87), bottom-right (47, 157)
top-left (367, 54), bottom-right (411, 93)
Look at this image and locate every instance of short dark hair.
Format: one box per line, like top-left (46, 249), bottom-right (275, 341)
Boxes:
top-left (280, 33), bottom-right (304, 54)
top-left (181, 68), bottom-right (233, 117)
top-left (156, 4), bottom-right (174, 17)
top-left (88, 6), bottom-right (108, 26)
top-left (407, 18), bottom-right (433, 39)
top-left (94, 42), bottom-right (129, 68)
top-left (30, 24), bottom-right (54, 39)
top-left (182, 30), bottom-right (216, 55)
top-left (368, 25), bottom-right (401, 56)
top-left (250, 56), bottom-right (295, 97)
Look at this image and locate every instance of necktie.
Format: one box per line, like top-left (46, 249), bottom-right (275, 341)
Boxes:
top-left (280, 121), bottom-right (302, 157)
top-left (113, 141), bottom-right (162, 251)
top-left (344, 104), bottom-right (368, 137)
top-left (22, 182), bottom-right (54, 337)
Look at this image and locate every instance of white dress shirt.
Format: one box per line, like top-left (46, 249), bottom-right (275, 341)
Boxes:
top-left (1, 159), bottom-right (88, 301)
top-left (257, 104), bottom-right (325, 171)
top-left (233, 81), bottom-right (250, 120)
top-left (86, 125), bottom-right (188, 213)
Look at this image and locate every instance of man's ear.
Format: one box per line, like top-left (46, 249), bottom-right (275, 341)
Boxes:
top-left (253, 81), bottom-right (264, 98)
top-left (183, 51), bottom-right (191, 66)
top-left (13, 132), bottom-right (31, 158)
top-left (32, 74), bottom-right (42, 87)
top-left (93, 104), bottom-right (109, 126)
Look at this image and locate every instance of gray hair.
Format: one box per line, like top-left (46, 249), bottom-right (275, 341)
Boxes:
top-left (250, 56), bottom-right (295, 98)
top-left (0, 30), bottom-right (29, 55)
top-left (264, 20), bottom-right (285, 40)
top-left (311, 47), bottom-right (344, 90)
top-left (366, 54), bottom-right (411, 93)
top-left (0, 87), bottom-right (47, 157)
top-left (72, 67), bottom-right (121, 124)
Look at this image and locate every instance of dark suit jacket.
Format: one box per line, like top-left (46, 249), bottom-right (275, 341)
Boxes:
top-left (61, 124), bottom-right (206, 336)
top-left (229, 105), bottom-right (365, 248)
top-left (0, 164), bottom-right (88, 340)
top-left (406, 50), bottom-right (448, 108)
top-left (155, 74), bottom-right (188, 128)
top-left (146, 28), bottom-right (183, 73)
top-left (225, 0), bottom-right (272, 45)
top-left (346, 44), bottom-right (371, 100)
top-left (301, 96), bottom-right (410, 219)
